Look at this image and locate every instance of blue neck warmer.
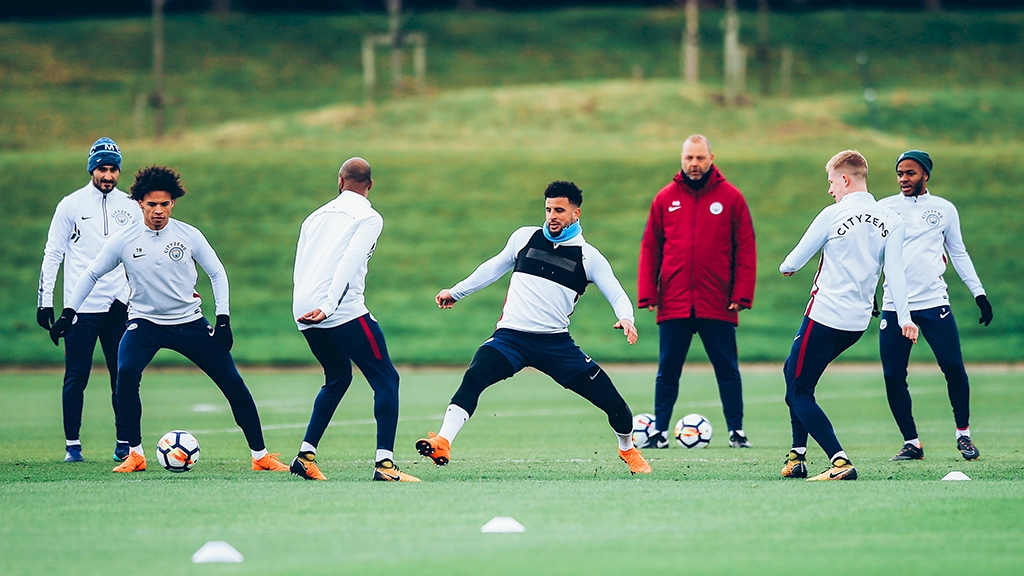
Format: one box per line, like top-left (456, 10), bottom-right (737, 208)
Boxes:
top-left (543, 219), bottom-right (582, 243)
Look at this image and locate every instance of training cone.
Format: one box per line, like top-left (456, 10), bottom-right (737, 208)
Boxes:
top-left (480, 516), bottom-right (525, 533)
top-left (941, 471), bottom-right (971, 481)
top-left (191, 541), bottom-right (244, 563)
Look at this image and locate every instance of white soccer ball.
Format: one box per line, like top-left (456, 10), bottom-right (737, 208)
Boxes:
top-left (156, 430), bottom-right (201, 472)
top-left (631, 413), bottom-right (658, 447)
top-left (674, 413), bottom-right (712, 449)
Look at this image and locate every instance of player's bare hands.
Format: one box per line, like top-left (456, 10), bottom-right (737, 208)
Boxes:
top-left (782, 271), bottom-right (796, 277)
top-left (728, 302), bottom-right (749, 312)
top-left (297, 309), bottom-right (326, 325)
top-left (436, 289), bottom-right (456, 309)
top-left (646, 304), bottom-right (657, 312)
top-left (902, 323), bottom-right (919, 344)
top-left (614, 318), bottom-right (638, 345)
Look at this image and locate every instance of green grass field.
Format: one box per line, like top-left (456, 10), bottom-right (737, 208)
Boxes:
top-left (2, 364), bottom-right (1022, 575)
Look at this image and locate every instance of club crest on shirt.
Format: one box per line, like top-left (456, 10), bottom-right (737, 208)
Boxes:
top-left (111, 209), bottom-right (133, 226)
top-left (164, 241), bottom-right (187, 261)
top-left (709, 201), bottom-right (724, 215)
top-left (922, 210), bottom-right (942, 227)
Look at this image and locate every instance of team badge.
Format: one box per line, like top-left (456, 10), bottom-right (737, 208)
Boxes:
top-left (165, 241), bottom-right (187, 261)
top-left (127, 323), bottom-right (138, 331)
top-left (922, 210), bottom-right (942, 227)
top-left (879, 319), bottom-right (888, 331)
top-left (709, 201), bottom-right (724, 215)
top-left (111, 209), bottom-right (133, 226)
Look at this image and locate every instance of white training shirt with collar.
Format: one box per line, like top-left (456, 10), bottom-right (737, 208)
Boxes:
top-left (66, 218), bottom-right (229, 325)
top-left (292, 190), bottom-right (381, 331)
top-left (38, 182), bottom-right (141, 313)
top-left (780, 191), bottom-right (912, 332)
top-left (449, 225), bottom-right (635, 334)
top-left (877, 191), bottom-right (985, 312)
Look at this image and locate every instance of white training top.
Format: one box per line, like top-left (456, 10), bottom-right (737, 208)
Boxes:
top-left (292, 190), bottom-right (381, 330)
top-left (780, 191), bottom-right (912, 332)
top-left (449, 226), bottom-right (635, 334)
top-left (38, 182), bottom-right (141, 313)
top-left (66, 219), bottom-right (229, 325)
top-left (877, 191), bottom-right (985, 312)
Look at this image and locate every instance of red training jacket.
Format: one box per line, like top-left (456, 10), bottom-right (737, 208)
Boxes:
top-left (637, 165), bottom-right (757, 325)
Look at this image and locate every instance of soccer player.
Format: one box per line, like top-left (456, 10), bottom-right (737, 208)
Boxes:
top-left (416, 181), bottom-right (652, 476)
top-left (38, 137), bottom-right (141, 463)
top-left (878, 150), bottom-right (991, 461)
top-left (49, 165), bottom-right (290, 474)
top-left (779, 150), bottom-right (918, 481)
top-left (637, 135), bottom-right (757, 449)
top-left (288, 158), bottom-right (418, 482)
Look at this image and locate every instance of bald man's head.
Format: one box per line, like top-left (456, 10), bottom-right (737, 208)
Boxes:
top-left (338, 157), bottom-right (373, 195)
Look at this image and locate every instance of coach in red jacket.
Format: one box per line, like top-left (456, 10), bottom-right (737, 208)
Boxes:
top-left (637, 134), bottom-right (757, 449)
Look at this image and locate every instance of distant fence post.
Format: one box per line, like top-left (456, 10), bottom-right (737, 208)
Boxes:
top-left (683, 0), bottom-right (699, 83)
top-left (780, 46), bottom-right (793, 97)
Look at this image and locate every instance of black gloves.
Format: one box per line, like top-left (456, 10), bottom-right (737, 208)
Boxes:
top-left (109, 299), bottom-right (128, 317)
top-left (213, 314), bottom-right (233, 352)
top-left (976, 295), bottom-right (993, 326)
top-left (48, 308), bottom-right (77, 346)
top-left (37, 307), bottom-right (54, 330)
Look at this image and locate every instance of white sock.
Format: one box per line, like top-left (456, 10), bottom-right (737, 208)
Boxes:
top-left (956, 427), bottom-right (971, 439)
top-left (906, 438), bottom-right (921, 448)
top-left (616, 432), bottom-right (634, 451)
top-left (251, 448), bottom-right (268, 460)
top-left (130, 445), bottom-right (144, 456)
top-left (831, 450), bottom-right (849, 464)
top-left (300, 442), bottom-right (317, 454)
top-left (376, 449), bottom-right (393, 463)
top-left (792, 446), bottom-right (807, 455)
top-left (438, 404), bottom-right (470, 443)
top-left (66, 439), bottom-right (81, 447)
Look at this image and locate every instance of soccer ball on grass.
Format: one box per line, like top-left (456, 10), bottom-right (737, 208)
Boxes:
top-left (631, 413), bottom-right (658, 447)
top-left (674, 413), bottom-right (712, 449)
top-left (156, 430), bottom-right (200, 472)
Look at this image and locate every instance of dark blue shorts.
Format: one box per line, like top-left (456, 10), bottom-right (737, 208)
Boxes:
top-left (481, 328), bottom-right (599, 386)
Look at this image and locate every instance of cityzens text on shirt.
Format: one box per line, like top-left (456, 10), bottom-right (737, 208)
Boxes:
top-left (836, 213), bottom-right (889, 237)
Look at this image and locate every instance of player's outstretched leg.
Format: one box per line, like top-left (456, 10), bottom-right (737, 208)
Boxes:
top-left (416, 432), bottom-right (451, 466)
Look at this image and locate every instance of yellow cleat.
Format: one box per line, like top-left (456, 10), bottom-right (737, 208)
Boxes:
top-left (252, 452), bottom-right (290, 472)
top-left (781, 450), bottom-right (808, 478)
top-left (373, 459), bottom-right (421, 482)
top-left (290, 452), bottom-right (327, 481)
top-left (112, 450), bottom-right (147, 473)
top-left (415, 432), bottom-right (451, 466)
top-left (806, 457), bottom-right (858, 481)
top-left (618, 447), bottom-right (652, 475)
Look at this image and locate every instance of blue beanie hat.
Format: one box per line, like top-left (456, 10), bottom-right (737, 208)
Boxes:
top-left (87, 137), bottom-right (122, 174)
top-left (896, 150), bottom-right (932, 176)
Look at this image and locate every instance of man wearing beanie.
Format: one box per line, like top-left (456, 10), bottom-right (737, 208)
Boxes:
top-left (878, 150), bottom-right (992, 462)
top-left (37, 137), bottom-right (141, 463)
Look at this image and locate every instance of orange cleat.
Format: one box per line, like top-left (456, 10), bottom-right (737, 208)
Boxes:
top-left (618, 447), bottom-right (652, 475)
top-left (373, 459), bottom-right (421, 482)
top-left (290, 452), bottom-right (326, 481)
top-left (252, 452), bottom-right (290, 472)
top-left (806, 457), bottom-right (858, 481)
top-left (112, 450), bottom-right (147, 473)
top-left (415, 432), bottom-right (451, 466)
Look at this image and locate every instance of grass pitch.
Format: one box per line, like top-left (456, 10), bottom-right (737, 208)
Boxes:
top-left (1, 364), bottom-right (1022, 575)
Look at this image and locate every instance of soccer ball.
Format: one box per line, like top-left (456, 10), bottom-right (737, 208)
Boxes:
top-left (631, 413), bottom-right (658, 447)
top-left (674, 413), bottom-right (713, 449)
top-left (156, 430), bottom-right (200, 472)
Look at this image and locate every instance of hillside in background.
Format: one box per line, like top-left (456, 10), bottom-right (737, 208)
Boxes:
top-left (1, 8), bottom-right (1021, 364)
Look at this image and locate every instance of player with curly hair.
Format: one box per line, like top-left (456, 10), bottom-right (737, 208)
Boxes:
top-left (50, 165), bottom-right (290, 473)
